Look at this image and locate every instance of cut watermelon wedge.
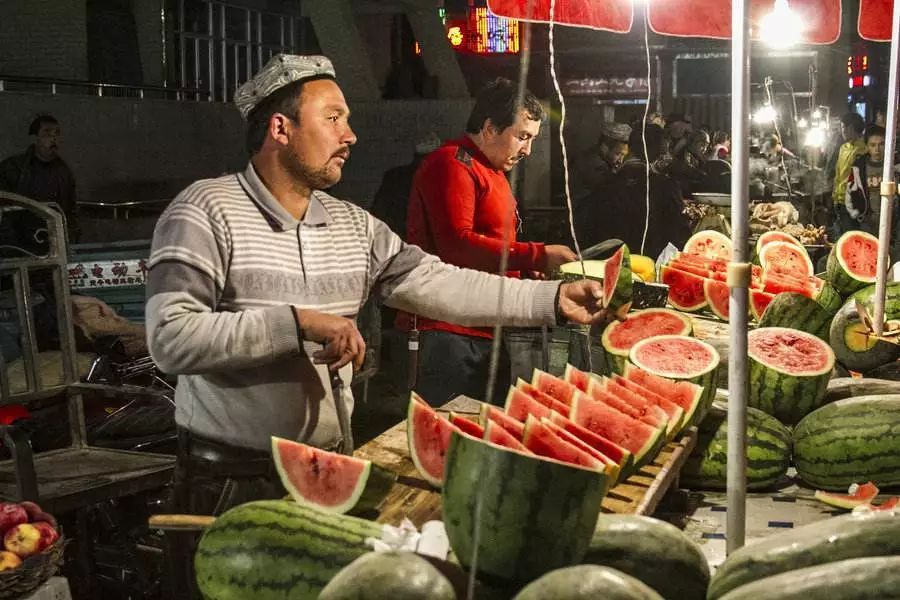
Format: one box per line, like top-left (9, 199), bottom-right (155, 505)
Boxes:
top-left (484, 420), bottom-right (529, 452)
top-left (541, 418), bottom-right (621, 483)
top-left (588, 381), bottom-right (668, 433)
top-left (814, 481), bottom-right (880, 509)
top-left (570, 393), bottom-right (664, 467)
top-left (759, 240), bottom-right (814, 276)
top-left (522, 415), bottom-right (606, 471)
top-left (505, 386), bottom-right (554, 422)
top-left (546, 412), bottom-right (634, 476)
top-left (516, 379), bottom-right (570, 414)
top-left (668, 260), bottom-right (713, 279)
top-left (272, 437), bottom-right (396, 514)
top-left (750, 289), bottom-right (777, 320)
top-left (703, 278), bottom-right (730, 321)
top-left (449, 412), bottom-right (484, 438)
top-left (563, 364), bottom-right (593, 392)
top-left (480, 404), bottom-right (525, 439)
top-left (532, 369), bottom-right (580, 406)
top-left (869, 497), bottom-right (900, 512)
top-left (612, 374), bottom-right (686, 434)
top-left (661, 266), bottom-right (707, 312)
top-left (592, 378), bottom-right (672, 438)
top-left (603, 244), bottom-right (633, 318)
top-left (623, 364), bottom-right (704, 428)
top-left (755, 230), bottom-right (803, 258)
top-left (407, 394), bottom-right (460, 487)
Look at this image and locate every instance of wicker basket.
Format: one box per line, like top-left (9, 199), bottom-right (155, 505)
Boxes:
top-left (0, 536), bottom-right (66, 600)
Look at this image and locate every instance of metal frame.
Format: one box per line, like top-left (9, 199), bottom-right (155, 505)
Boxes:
top-left (0, 74), bottom-right (206, 101)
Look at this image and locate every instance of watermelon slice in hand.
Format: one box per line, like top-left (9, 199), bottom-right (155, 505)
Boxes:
top-left (272, 437), bottom-right (396, 514)
top-left (603, 244), bottom-right (633, 319)
top-left (814, 481), bottom-right (880, 509)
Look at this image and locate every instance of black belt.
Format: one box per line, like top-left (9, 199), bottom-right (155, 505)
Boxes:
top-left (177, 427), bottom-right (274, 479)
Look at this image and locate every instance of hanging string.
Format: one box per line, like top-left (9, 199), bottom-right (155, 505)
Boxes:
top-left (640, 4), bottom-right (653, 255)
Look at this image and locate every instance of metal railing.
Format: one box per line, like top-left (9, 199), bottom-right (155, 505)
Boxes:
top-left (0, 74), bottom-right (208, 101)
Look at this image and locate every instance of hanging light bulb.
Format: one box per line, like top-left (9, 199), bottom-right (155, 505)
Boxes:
top-left (759, 0), bottom-right (804, 49)
top-left (754, 104), bottom-right (778, 124)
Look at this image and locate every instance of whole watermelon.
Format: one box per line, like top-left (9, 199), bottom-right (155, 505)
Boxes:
top-left (514, 565), bottom-right (662, 600)
top-left (318, 552), bottom-right (456, 600)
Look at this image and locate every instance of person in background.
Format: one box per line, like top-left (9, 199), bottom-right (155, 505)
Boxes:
top-left (402, 77), bottom-right (578, 406)
top-left (846, 126), bottom-right (900, 257)
top-left (370, 131), bottom-right (441, 237)
top-left (831, 112), bottom-right (867, 238)
top-left (709, 131), bottom-right (730, 161)
top-left (0, 115), bottom-right (79, 250)
top-left (572, 122), bottom-right (631, 202)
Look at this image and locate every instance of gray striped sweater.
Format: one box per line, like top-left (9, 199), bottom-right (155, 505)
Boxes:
top-left (146, 163), bottom-right (560, 450)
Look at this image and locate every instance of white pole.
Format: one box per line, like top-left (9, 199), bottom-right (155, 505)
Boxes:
top-left (873, 2), bottom-right (900, 336)
top-left (726, 0), bottom-right (751, 554)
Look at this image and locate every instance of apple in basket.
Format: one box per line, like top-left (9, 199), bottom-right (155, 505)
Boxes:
top-left (19, 501), bottom-right (57, 529)
top-left (0, 504), bottom-right (27, 536)
top-left (4, 523), bottom-right (43, 558)
top-left (31, 522), bottom-right (59, 551)
top-left (0, 551), bottom-right (22, 572)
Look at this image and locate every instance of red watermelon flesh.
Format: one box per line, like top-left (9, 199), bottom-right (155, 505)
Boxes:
top-left (814, 481), bottom-right (880, 509)
top-left (757, 230), bottom-right (803, 251)
top-left (407, 397), bottom-right (460, 487)
top-left (683, 230), bottom-right (732, 261)
top-left (750, 290), bottom-right (778, 320)
top-left (272, 438), bottom-right (371, 513)
top-left (603, 309), bottom-right (693, 354)
top-left (591, 379), bottom-right (671, 433)
top-left (870, 497), bottom-right (900, 511)
top-left (612, 375), bottom-right (686, 432)
top-left (532, 369), bottom-right (579, 406)
top-left (546, 412), bottom-right (633, 469)
top-left (449, 412), bottom-right (485, 438)
top-left (516, 380), bottom-right (570, 414)
top-left (623, 364), bottom-right (704, 427)
top-left (587, 384), bottom-right (666, 431)
top-left (522, 415), bottom-right (605, 471)
top-left (763, 276), bottom-right (814, 298)
top-left (703, 278), bottom-right (730, 320)
top-left (484, 420), bottom-right (529, 453)
top-left (668, 260), bottom-right (714, 279)
top-left (661, 266), bottom-right (707, 311)
top-left (748, 327), bottom-right (834, 374)
top-left (604, 245), bottom-right (625, 307)
top-left (631, 336), bottom-right (719, 380)
top-left (480, 404), bottom-right (525, 439)
top-left (838, 232), bottom-right (879, 279)
top-left (570, 394), bottom-right (663, 460)
top-left (759, 241), bottom-right (814, 276)
top-left (564, 364), bottom-right (592, 392)
top-left (505, 387), bottom-right (554, 422)
top-left (541, 418), bottom-right (621, 481)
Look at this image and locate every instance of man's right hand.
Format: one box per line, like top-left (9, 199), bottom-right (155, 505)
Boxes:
top-left (294, 308), bottom-right (366, 372)
top-left (541, 245), bottom-right (578, 274)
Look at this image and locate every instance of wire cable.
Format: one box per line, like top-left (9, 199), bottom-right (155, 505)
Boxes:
top-left (639, 3), bottom-right (652, 256)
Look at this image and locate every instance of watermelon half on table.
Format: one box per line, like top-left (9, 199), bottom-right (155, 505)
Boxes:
top-left (272, 437), bottom-right (396, 515)
top-left (747, 326), bottom-right (835, 425)
top-left (758, 240), bottom-right (814, 277)
top-left (826, 230), bottom-right (879, 295)
top-left (754, 230), bottom-right (803, 261)
top-left (683, 230), bottom-right (732, 261)
top-left (600, 308), bottom-right (693, 375)
top-left (758, 292), bottom-right (835, 342)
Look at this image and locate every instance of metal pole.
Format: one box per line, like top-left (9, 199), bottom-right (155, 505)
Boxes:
top-left (726, 0), bottom-right (751, 554)
top-left (872, 2), bottom-right (900, 336)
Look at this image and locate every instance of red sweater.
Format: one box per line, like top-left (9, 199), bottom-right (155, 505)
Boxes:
top-left (399, 136), bottom-right (546, 339)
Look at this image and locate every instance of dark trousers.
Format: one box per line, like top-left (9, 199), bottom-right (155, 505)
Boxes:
top-left (829, 203), bottom-right (860, 241)
top-left (163, 428), bottom-right (285, 600)
top-left (414, 330), bottom-right (511, 407)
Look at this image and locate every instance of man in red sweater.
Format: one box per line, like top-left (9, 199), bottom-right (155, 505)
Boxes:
top-left (403, 78), bottom-right (577, 406)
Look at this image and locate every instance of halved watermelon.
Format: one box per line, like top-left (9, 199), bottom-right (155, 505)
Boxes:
top-left (814, 481), bottom-right (880, 509)
top-left (484, 420), bottom-right (529, 452)
top-left (588, 382), bottom-right (668, 432)
top-left (505, 386), bottom-right (554, 422)
top-left (750, 290), bottom-right (778, 320)
top-left (272, 437), bottom-right (397, 514)
top-left (591, 378), bottom-right (672, 436)
top-left (603, 244), bottom-right (633, 318)
top-left (516, 379), bottom-right (570, 414)
top-left (755, 230), bottom-right (804, 259)
top-left (612, 374), bottom-right (686, 433)
top-left (826, 230), bottom-right (879, 295)
top-left (407, 394), bottom-right (459, 487)
top-left (522, 415), bottom-right (606, 471)
top-left (449, 412), bottom-right (484, 438)
top-left (661, 266), bottom-right (707, 312)
top-left (563, 363), bottom-right (593, 392)
top-left (600, 308), bottom-right (693, 375)
top-left (623, 364), bottom-right (704, 427)
top-left (703, 278), bottom-right (730, 321)
top-left (532, 369), bottom-right (580, 406)
top-left (480, 404), bottom-right (525, 439)
top-left (546, 412), bottom-right (633, 473)
top-left (541, 418), bottom-right (621, 483)
top-left (683, 230), bottom-right (732, 261)
top-left (569, 394), bottom-right (664, 466)
top-left (759, 241), bottom-right (814, 277)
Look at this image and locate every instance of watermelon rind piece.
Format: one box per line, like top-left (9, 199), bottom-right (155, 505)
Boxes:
top-left (272, 437), bottom-right (396, 515)
top-left (703, 278), bottom-right (729, 321)
top-left (754, 230), bottom-right (803, 262)
top-left (826, 230), bottom-right (879, 295)
top-left (623, 363), bottom-right (705, 429)
top-left (591, 377), bottom-right (674, 439)
top-left (556, 259), bottom-right (607, 282)
top-left (661, 266), bottom-right (708, 312)
top-left (793, 395), bottom-right (900, 490)
top-left (522, 415), bottom-right (607, 472)
top-left (563, 363), bottom-right (593, 392)
top-left (758, 240), bottom-right (814, 277)
top-left (407, 394), bottom-right (458, 488)
top-left (613, 374), bottom-right (686, 435)
top-left (600, 308), bottom-right (693, 375)
top-left (828, 299), bottom-right (900, 373)
top-left (442, 431), bottom-right (609, 583)
top-left (683, 230), bottom-right (732, 261)
top-left (813, 280), bottom-right (842, 315)
top-left (813, 482), bottom-right (880, 510)
top-left (758, 292), bottom-right (834, 342)
top-left (604, 244), bottom-right (633, 319)
top-left (749, 289), bottom-right (776, 321)
top-left (541, 417), bottom-right (622, 483)
top-left (747, 327), bottom-right (835, 425)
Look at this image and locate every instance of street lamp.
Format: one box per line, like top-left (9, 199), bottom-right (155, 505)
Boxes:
top-left (759, 0), bottom-right (803, 49)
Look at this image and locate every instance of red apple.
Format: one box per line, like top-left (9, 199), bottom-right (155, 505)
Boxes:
top-left (0, 551), bottom-right (21, 571)
top-left (4, 523), bottom-right (41, 558)
top-left (0, 503), bottom-right (28, 536)
top-left (31, 521), bottom-right (59, 551)
top-left (18, 501), bottom-right (57, 529)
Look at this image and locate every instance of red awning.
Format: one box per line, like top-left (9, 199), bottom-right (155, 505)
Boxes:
top-left (859, 0), bottom-right (893, 41)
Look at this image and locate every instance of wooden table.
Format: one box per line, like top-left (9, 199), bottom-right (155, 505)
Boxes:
top-left (355, 397), bottom-right (697, 527)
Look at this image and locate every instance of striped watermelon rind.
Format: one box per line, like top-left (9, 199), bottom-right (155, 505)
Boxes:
top-left (600, 309), bottom-right (693, 375)
top-left (441, 431), bottom-right (609, 583)
top-left (826, 230), bottom-right (879, 295)
top-left (757, 293), bottom-right (834, 342)
top-left (318, 552), bottom-right (456, 600)
top-left (604, 244), bottom-right (634, 319)
top-left (195, 500), bottom-right (382, 600)
top-left (747, 327), bottom-right (834, 425)
top-left (814, 280), bottom-right (842, 315)
top-left (793, 395), bottom-right (900, 490)
top-left (681, 402), bottom-right (792, 491)
top-left (703, 278), bottom-right (729, 321)
top-left (516, 565), bottom-right (663, 600)
top-left (707, 512), bottom-right (900, 600)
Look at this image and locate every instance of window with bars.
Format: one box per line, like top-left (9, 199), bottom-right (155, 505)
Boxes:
top-left (168, 0), bottom-right (320, 102)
